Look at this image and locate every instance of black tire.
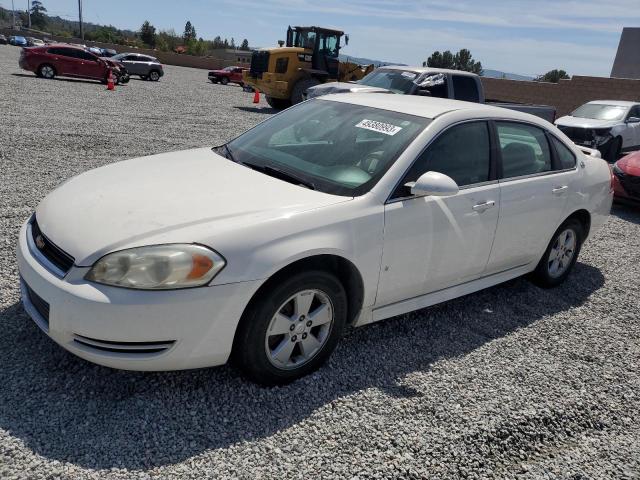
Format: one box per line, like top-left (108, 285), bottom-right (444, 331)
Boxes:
top-left (291, 78), bottom-right (320, 104)
top-left (37, 63), bottom-right (56, 79)
top-left (265, 95), bottom-right (291, 110)
top-left (232, 270), bottom-right (347, 386)
top-left (530, 218), bottom-right (584, 288)
top-left (148, 70), bottom-right (161, 82)
top-left (604, 137), bottom-right (622, 163)
top-left (220, 76), bottom-right (229, 85)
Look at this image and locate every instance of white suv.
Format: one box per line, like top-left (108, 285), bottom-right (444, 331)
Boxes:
top-left (555, 100), bottom-right (640, 162)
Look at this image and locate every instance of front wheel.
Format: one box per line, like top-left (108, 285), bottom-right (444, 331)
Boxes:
top-left (604, 137), bottom-right (622, 163)
top-left (148, 70), bottom-right (161, 82)
top-left (291, 78), bottom-right (320, 104)
top-left (265, 95), bottom-right (291, 110)
top-left (38, 64), bottom-right (55, 79)
top-left (530, 219), bottom-right (584, 288)
top-left (233, 271), bottom-right (347, 385)
top-left (220, 76), bottom-right (229, 85)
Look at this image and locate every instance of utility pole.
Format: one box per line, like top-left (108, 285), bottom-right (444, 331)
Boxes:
top-left (11, 0), bottom-right (16, 29)
top-left (27, 0), bottom-right (31, 29)
top-left (78, 0), bottom-right (84, 40)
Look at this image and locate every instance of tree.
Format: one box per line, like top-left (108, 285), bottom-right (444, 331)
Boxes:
top-left (30, 0), bottom-right (47, 29)
top-left (230, 37), bottom-right (235, 48)
top-left (139, 20), bottom-right (156, 47)
top-left (240, 38), bottom-right (249, 50)
top-left (424, 48), bottom-right (483, 75)
top-left (183, 20), bottom-right (196, 42)
top-left (213, 36), bottom-right (224, 49)
top-left (535, 69), bottom-right (570, 83)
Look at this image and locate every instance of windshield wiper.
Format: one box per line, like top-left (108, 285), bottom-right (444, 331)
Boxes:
top-left (245, 162), bottom-right (316, 190)
top-left (212, 144), bottom-right (237, 163)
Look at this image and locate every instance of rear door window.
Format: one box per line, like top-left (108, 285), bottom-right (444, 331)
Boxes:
top-left (550, 136), bottom-right (576, 170)
top-left (48, 47), bottom-right (75, 57)
top-left (452, 75), bottom-right (480, 102)
top-left (496, 122), bottom-right (552, 178)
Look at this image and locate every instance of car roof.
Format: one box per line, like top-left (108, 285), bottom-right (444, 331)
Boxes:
top-left (375, 65), bottom-right (479, 77)
top-left (320, 93), bottom-right (542, 123)
top-left (587, 100), bottom-right (639, 107)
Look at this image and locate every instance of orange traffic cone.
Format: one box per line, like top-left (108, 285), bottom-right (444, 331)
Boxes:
top-left (107, 69), bottom-right (115, 91)
top-left (253, 89), bottom-right (260, 104)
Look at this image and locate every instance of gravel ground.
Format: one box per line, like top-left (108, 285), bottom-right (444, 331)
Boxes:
top-left (1, 45), bottom-right (639, 480)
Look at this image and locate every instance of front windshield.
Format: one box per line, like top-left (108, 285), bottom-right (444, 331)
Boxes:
top-left (571, 104), bottom-right (628, 121)
top-left (223, 99), bottom-right (429, 196)
top-left (358, 69), bottom-right (419, 94)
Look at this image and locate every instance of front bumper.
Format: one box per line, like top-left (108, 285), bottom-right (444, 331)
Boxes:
top-left (16, 218), bottom-right (262, 371)
top-left (612, 170), bottom-right (640, 203)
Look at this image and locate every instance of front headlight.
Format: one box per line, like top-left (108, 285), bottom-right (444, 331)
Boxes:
top-left (85, 244), bottom-right (226, 290)
top-left (592, 129), bottom-right (612, 146)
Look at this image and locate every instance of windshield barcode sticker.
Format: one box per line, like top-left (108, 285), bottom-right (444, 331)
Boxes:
top-left (355, 119), bottom-right (402, 136)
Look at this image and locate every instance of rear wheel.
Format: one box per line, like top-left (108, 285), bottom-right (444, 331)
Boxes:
top-left (38, 64), bottom-right (55, 79)
top-left (530, 219), bottom-right (584, 288)
top-left (265, 95), bottom-right (291, 110)
top-left (291, 78), bottom-right (320, 104)
top-left (233, 271), bottom-right (347, 385)
top-left (148, 70), bottom-right (161, 82)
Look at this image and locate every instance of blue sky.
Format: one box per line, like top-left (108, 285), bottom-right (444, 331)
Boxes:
top-left (2, 0), bottom-right (635, 76)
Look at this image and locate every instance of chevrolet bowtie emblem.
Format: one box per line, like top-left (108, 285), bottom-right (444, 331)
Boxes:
top-left (35, 234), bottom-right (46, 250)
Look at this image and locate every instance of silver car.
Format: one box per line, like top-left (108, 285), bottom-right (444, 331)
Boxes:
top-left (112, 53), bottom-right (164, 81)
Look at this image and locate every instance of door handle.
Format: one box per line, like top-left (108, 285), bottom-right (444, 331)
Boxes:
top-left (552, 185), bottom-right (568, 194)
top-left (472, 200), bottom-right (496, 211)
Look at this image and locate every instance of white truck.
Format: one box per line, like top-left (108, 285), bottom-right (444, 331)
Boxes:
top-left (304, 65), bottom-right (557, 122)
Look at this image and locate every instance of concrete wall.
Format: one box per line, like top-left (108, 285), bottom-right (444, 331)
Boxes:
top-left (0, 27), bottom-right (250, 70)
top-left (611, 27), bottom-right (640, 79)
top-left (482, 75), bottom-right (640, 117)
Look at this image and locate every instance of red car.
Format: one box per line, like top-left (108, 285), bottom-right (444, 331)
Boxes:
top-left (208, 66), bottom-right (246, 85)
top-left (612, 151), bottom-right (640, 204)
top-left (19, 44), bottom-right (127, 83)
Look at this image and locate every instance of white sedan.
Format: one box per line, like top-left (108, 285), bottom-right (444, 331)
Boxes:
top-left (17, 94), bottom-right (613, 385)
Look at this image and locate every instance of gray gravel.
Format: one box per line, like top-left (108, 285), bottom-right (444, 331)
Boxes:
top-left (1, 44), bottom-right (640, 480)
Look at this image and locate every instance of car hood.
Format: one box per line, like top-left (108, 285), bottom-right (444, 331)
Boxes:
top-left (305, 82), bottom-right (392, 99)
top-left (35, 148), bottom-right (350, 266)
top-left (555, 116), bottom-right (621, 129)
top-left (617, 151), bottom-right (640, 176)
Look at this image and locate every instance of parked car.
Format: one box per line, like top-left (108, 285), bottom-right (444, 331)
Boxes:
top-left (0, 34), bottom-right (7, 45)
top-left (612, 151), bottom-right (640, 204)
top-left (555, 101), bottom-right (640, 162)
top-left (304, 66), bottom-right (557, 122)
top-left (100, 48), bottom-right (117, 57)
top-left (9, 36), bottom-right (27, 46)
top-left (17, 95), bottom-right (612, 385)
top-left (111, 53), bottom-right (164, 81)
top-left (19, 44), bottom-right (128, 84)
top-left (26, 37), bottom-right (45, 46)
top-left (208, 66), bottom-right (246, 85)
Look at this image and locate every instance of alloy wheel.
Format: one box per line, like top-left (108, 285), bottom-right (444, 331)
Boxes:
top-left (41, 65), bottom-right (54, 79)
top-left (264, 289), bottom-right (334, 370)
top-left (548, 228), bottom-right (576, 278)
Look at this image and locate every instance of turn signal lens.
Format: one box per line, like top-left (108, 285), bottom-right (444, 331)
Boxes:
top-left (85, 244), bottom-right (226, 290)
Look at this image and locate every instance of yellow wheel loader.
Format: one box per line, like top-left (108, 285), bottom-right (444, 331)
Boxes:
top-left (243, 26), bottom-right (374, 110)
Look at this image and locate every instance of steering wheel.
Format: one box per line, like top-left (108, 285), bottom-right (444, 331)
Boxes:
top-left (359, 150), bottom-right (384, 175)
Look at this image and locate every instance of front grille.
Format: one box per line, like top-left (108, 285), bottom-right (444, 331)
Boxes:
top-left (616, 170), bottom-right (640, 199)
top-left (31, 218), bottom-right (74, 275)
top-left (24, 282), bottom-right (50, 326)
top-left (72, 334), bottom-right (176, 356)
top-left (249, 50), bottom-right (270, 78)
top-left (557, 126), bottom-right (593, 144)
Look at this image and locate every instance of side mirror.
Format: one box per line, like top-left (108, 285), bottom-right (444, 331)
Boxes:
top-left (627, 116), bottom-right (640, 124)
top-left (405, 171), bottom-right (459, 197)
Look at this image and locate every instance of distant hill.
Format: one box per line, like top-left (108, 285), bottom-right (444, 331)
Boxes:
top-left (482, 69), bottom-right (534, 81)
top-left (339, 54), bottom-right (405, 67)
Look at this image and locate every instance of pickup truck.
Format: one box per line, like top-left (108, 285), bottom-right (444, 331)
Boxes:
top-left (304, 66), bottom-right (556, 122)
top-left (208, 66), bottom-right (247, 86)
